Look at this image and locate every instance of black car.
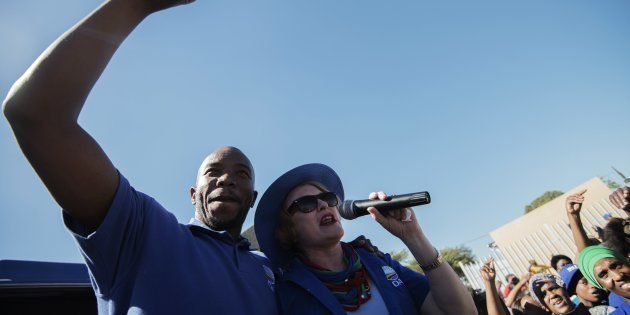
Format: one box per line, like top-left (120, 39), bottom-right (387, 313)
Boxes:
top-left (0, 260), bottom-right (96, 314)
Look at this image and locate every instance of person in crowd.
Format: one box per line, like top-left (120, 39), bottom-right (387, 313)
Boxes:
top-left (566, 188), bottom-right (629, 258)
top-left (551, 255), bottom-right (574, 272)
top-left (480, 258), bottom-right (510, 315)
top-left (602, 188), bottom-right (629, 259)
top-left (4, 0), bottom-right (284, 313)
top-left (609, 188), bottom-right (630, 213)
top-left (565, 188), bottom-right (630, 313)
top-left (529, 274), bottom-right (590, 315)
top-left (505, 273), bottom-right (538, 312)
top-left (496, 280), bottom-right (506, 299)
top-left (602, 218), bottom-right (630, 259)
top-left (505, 274), bottom-right (520, 297)
top-left (578, 245), bottom-right (630, 314)
top-left (254, 163), bottom-right (477, 314)
top-left (472, 289), bottom-right (491, 315)
top-left (558, 264), bottom-right (611, 312)
top-left (594, 214), bottom-right (615, 242)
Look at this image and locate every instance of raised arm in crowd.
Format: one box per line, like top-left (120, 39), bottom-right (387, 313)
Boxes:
top-left (480, 258), bottom-right (509, 315)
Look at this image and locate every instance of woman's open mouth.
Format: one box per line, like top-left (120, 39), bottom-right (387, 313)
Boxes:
top-left (320, 214), bottom-right (337, 226)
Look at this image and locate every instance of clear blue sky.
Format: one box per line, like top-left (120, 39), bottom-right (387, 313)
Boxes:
top-left (1, 0), bottom-right (629, 263)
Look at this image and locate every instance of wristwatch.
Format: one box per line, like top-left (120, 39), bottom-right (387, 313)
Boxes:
top-left (420, 248), bottom-right (444, 272)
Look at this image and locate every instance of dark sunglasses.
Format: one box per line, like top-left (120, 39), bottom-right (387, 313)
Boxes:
top-left (286, 192), bottom-right (339, 214)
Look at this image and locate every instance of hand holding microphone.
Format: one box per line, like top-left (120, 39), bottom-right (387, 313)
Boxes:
top-left (339, 191), bottom-right (431, 220)
top-left (344, 191), bottom-right (430, 243)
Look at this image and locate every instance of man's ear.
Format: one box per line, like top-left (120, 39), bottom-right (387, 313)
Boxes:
top-left (190, 187), bottom-right (196, 204)
top-left (250, 190), bottom-right (258, 208)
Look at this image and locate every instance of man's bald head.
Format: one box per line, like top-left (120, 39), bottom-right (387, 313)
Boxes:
top-left (196, 146), bottom-right (255, 184)
top-left (190, 146), bottom-right (257, 238)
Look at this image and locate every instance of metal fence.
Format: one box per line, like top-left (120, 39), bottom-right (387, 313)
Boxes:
top-left (460, 251), bottom-right (515, 290)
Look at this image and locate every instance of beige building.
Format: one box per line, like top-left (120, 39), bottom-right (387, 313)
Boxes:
top-left (490, 177), bottom-right (627, 275)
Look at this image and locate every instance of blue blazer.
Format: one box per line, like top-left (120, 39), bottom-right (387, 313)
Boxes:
top-left (276, 248), bottom-right (431, 315)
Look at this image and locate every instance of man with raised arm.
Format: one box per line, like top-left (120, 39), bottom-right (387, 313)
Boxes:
top-left (3, 1), bottom-right (278, 314)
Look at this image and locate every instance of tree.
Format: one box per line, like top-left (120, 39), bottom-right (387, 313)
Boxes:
top-left (391, 246), bottom-right (476, 276)
top-left (440, 246), bottom-right (476, 277)
top-left (406, 258), bottom-right (422, 273)
top-left (389, 249), bottom-right (422, 273)
top-left (524, 190), bottom-right (564, 214)
top-left (600, 176), bottom-right (621, 189)
top-left (390, 249), bottom-right (409, 262)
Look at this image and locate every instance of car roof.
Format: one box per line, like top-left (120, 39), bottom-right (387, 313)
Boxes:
top-left (0, 259), bottom-right (90, 287)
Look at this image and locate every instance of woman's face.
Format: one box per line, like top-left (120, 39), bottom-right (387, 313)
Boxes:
top-left (283, 184), bottom-right (344, 251)
top-left (594, 257), bottom-right (630, 298)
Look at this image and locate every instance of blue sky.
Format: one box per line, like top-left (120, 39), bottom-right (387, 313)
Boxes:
top-left (1, 0), bottom-right (629, 263)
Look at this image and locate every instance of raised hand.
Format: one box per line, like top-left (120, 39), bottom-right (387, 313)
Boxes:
top-left (366, 191), bottom-right (422, 243)
top-left (480, 258), bottom-right (496, 282)
top-left (520, 273), bottom-right (531, 283)
top-left (565, 189), bottom-right (586, 216)
top-left (609, 187), bottom-right (630, 212)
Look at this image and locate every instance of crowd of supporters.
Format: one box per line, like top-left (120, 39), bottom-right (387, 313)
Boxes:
top-left (476, 187), bottom-right (630, 315)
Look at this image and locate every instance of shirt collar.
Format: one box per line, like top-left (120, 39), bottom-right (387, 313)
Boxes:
top-left (187, 218), bottom-right (251, 249)
top-left (188, 217), bottom-right (213, 230)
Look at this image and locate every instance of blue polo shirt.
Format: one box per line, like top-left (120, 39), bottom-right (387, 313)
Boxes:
top-left (609, 292), bottom-right (630, 314)
top-left (63, 173), bottom-right (278, 315)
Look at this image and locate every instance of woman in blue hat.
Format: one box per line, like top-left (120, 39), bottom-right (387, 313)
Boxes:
top-left (254, 163), bottom-right (476, 314)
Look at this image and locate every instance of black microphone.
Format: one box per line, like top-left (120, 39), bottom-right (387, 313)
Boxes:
top-left (338, 192), bottom-right (431, 220)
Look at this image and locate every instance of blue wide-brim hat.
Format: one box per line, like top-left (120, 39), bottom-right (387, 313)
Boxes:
top-left (254, 163), bottom-right (344, 269)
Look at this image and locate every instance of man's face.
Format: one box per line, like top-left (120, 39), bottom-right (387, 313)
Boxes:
top-left (540, 281), bottom-right (574, 315)
top-left (575, 276), bottom-right (607, 304)
top-left (190, 147), bottom-right (257, 233)
top-left (594, 257), bottom-right (630, 299)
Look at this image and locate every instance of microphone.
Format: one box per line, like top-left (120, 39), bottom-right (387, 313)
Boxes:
top-left (338, 192), bottom-right (431, 220)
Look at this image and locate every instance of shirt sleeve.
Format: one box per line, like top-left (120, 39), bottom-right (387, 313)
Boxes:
top-left (386, 254), bottom-right (431, 310)
top-left (62, 171), bottom-right (150, 296)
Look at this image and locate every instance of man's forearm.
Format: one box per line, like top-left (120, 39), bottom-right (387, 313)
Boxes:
top-left (3, 0), bottom-right (149, 124)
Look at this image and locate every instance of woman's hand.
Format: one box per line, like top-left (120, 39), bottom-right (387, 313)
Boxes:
top-left (366, 191), bottom-right (423, 244)
top-left (480, 258), bottom-right (496, 283)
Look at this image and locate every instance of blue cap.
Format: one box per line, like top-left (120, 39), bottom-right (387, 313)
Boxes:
top-left (559, 263), bottom-right (582, 295)
top-left (254, 163), bottom-right (344, 269)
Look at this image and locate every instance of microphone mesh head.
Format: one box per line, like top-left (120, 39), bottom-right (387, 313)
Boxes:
top-left (338, 200), bottom-right (356, 220)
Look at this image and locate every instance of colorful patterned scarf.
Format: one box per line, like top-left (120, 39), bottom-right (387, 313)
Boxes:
top-left (301, 243), bottom-right (371, 311)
